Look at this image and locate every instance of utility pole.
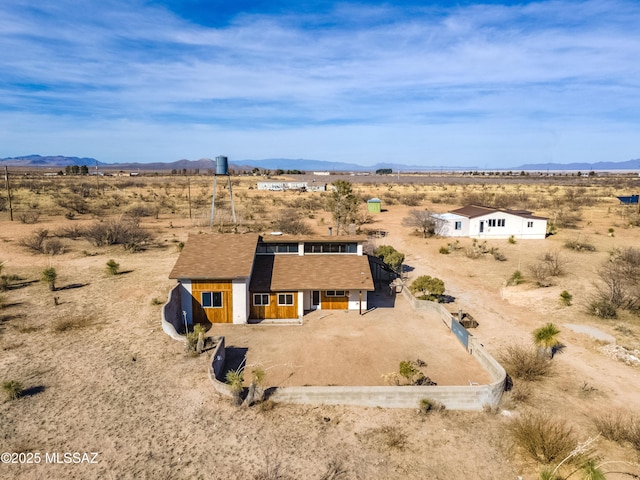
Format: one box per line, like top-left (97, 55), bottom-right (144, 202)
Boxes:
top-left (187, 177), bottom-right (192, 220)
top-left (4, 166), bottom-right (13, 221)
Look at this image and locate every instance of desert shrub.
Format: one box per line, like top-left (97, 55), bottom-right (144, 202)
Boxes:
top-left (528, 262), bottom-right (553, 287)
top-left (509, 410), bottom-right (576, 464)
top-left (151, 297), bottom-right (163, 305)
top-left (564, 238), bottom-right (596, 252)
top-left (508, 235), bottom-right (516, 244)
top-left (106, 259), bottom-right (120, 275)
top-left (419, 398), bottom-right (445, 414)
top-left (507, 270), bottom-right (524, 286)
top-left (272, 209), bottom-right (313, 235)
top-left (83, 219), bottom-right (151, 251)
top-left (367, 425), bottom-right (408, 450)
top-left (542, 251), bottom-right (568, 277)
top-left (499, 345), bottom-right (553, 381)
top-left (126, 204), bottom-right (159, 219)
top-left (399, 360), bottom-right (423, 384)
top-left (590, 247), bottom-right (640, 316)
top-left (507, 382), bottom-right (532, 404)
top-left (554, 208), bottom-right (582, 228)
top-left (593, 412), bottom-right (640, 451)
top-left (43, 238), bottom-right (65, 255)
top-left (491, 248), bottom-right (507, 261)
top-left (319, 457), bottom-right (348, 480)
top-left (399, 193), bottom-right (424, 206)
top-left (19, 229), bottom-right (48, 253)
top-left (588, 299), bottom-right (617, 319)
top-left (560, 291), bottom-right (572, 306)
top-left (55, 194), bottom-right (90, 214)
top-left (439, 246), bottom-right (450, 254)
top-left (2, 380), bottom-right (23, 400)
top-left (55, 225), bottom-right (85, 239)
top-left (52, 316), bottom-right (91, 332)
top-left (18, 211), bottom-right (40, 224)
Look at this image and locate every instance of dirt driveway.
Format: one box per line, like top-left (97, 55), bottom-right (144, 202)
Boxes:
top-left (210, 290), bottom-right (491, 387)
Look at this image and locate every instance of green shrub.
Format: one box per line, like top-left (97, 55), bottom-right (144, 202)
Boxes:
top-left (409, 275), bottom-right (445, 298)
top-left (106, 259), bottom-right (120, 275)
top-left (508, 235), bottom-right (516, 244)
top-left (507, 270), bottom-right (524, 286)
top-left (439, 246), bottom-right (450, 255)
top-left (2, 380), bottom-right (24, 400)
top-left (560, 291), bottom-right (572, 306)
top-left (41, 267), bottom-right (57, 291)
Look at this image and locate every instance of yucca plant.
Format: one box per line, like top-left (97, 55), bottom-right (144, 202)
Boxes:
top-left (41, 267), bottom-right (57, 291)
top-left (106, 259), bottom-right (120, 275)
top-left (533, 323), bottom-right (561, 359)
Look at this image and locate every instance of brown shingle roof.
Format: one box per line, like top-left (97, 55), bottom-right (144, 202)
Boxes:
top-left (169, 234), bottom-right (259, 279)
top-left (250, 254), bottom-right (374, 291)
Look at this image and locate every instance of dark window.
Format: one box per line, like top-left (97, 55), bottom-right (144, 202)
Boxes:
top-left (202, 291), bottom-right (222, 308)
top-left (527, 221), bottom-right (534, 228)
top-left (253, 293), bottom-right (270, 306)
top-left (303, 243), bottom-right (357, 253)
top-left (278, 293), bottom-right (294, 305)
top-left (325, 290), bottom-right (346, 297)
top-left (256, 243), bottom-right (299, 254)
top-left (454, 221), bottom-right (462, 230)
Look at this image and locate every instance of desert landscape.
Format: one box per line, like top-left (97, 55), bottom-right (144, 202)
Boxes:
top-left (1, 170), bottom-right (640, 479)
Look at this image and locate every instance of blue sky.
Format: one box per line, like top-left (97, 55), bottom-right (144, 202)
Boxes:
top-left (1, 0), bottom-right (639, 167)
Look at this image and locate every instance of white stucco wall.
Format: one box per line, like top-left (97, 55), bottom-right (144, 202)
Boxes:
top-left (348, 290), bottom-right (368, 311)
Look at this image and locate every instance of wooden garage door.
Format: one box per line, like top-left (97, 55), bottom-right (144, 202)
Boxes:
top-left (321, 291), bottom-right (349, 310)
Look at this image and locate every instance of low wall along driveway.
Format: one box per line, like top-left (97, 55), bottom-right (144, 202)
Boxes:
top-left (203, 284), bottom-right (506, 411)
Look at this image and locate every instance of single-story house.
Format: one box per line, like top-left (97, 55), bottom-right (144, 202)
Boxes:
top-left (433, 205), bottom-right (547, 240)
top-left (169, 233), bottom-right (375, 325)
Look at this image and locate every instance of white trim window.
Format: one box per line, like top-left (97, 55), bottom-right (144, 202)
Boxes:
top-left (202, 291), bottom-right (223, 308)
top-left (253, 293), bottom-right (270, 306)
top-left (454, 221), bottom-right (462, 230)
top-left (277, 293), bottom-right (294, 306)
top-left (325, 290), bottom-right (346, 297)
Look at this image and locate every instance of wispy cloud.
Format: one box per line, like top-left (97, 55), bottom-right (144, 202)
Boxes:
top-left (0, 0), bottom-right (639, 165)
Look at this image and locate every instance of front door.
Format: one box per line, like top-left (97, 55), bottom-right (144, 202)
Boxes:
top-left (479, 221), bottom-right (485, 234)
top-left (312, 290), bottom-right (320, 310)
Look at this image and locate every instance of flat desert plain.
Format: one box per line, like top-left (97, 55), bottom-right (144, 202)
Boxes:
top-left (1, 173), bottom-right (640, 479)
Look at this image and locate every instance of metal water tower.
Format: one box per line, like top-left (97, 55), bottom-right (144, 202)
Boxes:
top-left (209, 155), bottom-right (237, 229)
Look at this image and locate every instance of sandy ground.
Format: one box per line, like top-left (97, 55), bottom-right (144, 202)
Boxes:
top-left (1, 177), bottom-right (640, 479)
top-left (214, 296), bottom-right (491, 387)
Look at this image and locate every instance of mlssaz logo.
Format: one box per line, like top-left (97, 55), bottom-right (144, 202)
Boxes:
top-left (45, 452), bottom-right (99, 464)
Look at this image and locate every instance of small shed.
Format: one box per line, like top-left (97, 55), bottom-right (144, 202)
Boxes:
top-left (367, 198), bottom-right (382, 213)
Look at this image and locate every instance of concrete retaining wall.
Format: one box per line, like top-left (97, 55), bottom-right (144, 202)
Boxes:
top-left (206, 287), bottom-right (506, 410)
top-left (162, 285), bottom-right (185, 342)
top-left (207, 337), bottom-right (234, 398)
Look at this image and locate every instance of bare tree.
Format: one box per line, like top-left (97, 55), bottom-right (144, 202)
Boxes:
top-left (402, 210), bottom-right (444, 238)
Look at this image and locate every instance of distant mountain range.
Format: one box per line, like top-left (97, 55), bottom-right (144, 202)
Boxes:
top-left (1, 154), bottom-right (639, 172)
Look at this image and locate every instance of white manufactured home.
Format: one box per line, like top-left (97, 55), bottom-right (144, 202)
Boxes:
top-left (433, 205), bottom-right (547, 240)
